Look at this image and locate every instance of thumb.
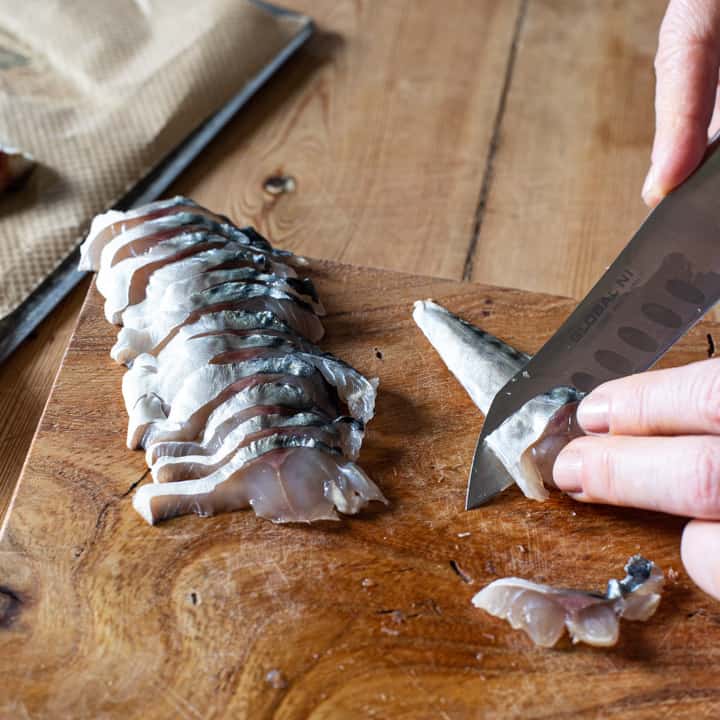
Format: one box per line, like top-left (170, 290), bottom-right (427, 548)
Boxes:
top-left (643, 0), bottom-right (720, 207)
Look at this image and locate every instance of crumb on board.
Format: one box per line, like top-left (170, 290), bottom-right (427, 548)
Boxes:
top-left (265, 669), bottom-right (288, 690)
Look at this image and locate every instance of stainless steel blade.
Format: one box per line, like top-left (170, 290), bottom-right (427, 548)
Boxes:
top-left (467, 138), bottom-right (720, 508)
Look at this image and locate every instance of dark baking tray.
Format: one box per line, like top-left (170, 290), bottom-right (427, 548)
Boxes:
top-left (0, 1), bottom-right (313, 364)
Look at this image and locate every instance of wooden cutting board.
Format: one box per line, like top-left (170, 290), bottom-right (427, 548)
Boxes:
top-left (2, 260), bottom-right (720, 719)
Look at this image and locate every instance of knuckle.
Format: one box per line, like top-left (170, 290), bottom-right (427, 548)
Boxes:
top-left (654, 29), bottom-right (718, 78)
top-left (584, 444), bottom-right (619, 502)
top-left (630, 380), bottom-right (654, 433)
top-left (694, 361), bottom-right (720, 432)
top-left (691, 442), bottom-right (720, 515)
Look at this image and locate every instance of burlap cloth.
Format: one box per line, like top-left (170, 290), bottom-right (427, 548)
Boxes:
top-left (0, 0), bottom-right (308, 319)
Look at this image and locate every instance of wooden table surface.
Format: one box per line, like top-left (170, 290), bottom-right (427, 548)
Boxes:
top-left (0, 0), bottom-right (664, 524)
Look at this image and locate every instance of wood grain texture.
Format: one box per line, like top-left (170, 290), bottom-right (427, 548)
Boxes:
top-left (468, 0), bottom-right (664, 298)
top-left (169, 0), bottom-right (522, 279)
top-left (0, 0), bottom-right (522, 528)
top-left (2, 262), bottom-right (720, 719)
top-left (0, 278), bottom-right (89, 520)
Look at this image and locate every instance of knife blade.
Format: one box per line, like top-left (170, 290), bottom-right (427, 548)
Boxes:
top-left (466, 138), bottom-right (720, 509)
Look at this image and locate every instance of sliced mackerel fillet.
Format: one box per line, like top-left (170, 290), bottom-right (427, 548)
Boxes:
top-left (127, 332), bottom-right (318, 409)
top-left (80, 196), bottom-right (257, 271)
top-left (145, 376), bottom-right (343, 466)
top-left (125, 352), bottom-right (377, 449)
top-left (119, 247), bottom-right (297, 330)
top-left (112, 292), bottom-right (325, 364)
top-left (134, 442), bottom-right (387, 525)
top-left (79, 198), bottom-right (383, 525)
top-left (151, 412), bottom-right (364, 483)
top-left (473, 556), bottom-right (664, 648)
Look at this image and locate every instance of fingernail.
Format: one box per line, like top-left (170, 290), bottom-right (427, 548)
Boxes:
top-left (642, 165), bottom-right (662, 207)
top-left (577, 393), bottom-right (609, 433)
top-left (553, 448), bottom-right (584, 494)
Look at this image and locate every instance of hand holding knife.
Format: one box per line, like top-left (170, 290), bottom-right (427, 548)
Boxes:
top-left (468, 135), bottom-right (720, 509)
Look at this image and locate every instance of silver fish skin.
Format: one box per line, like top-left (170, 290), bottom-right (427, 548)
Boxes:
top-left (125, 351), bottom-right (377, 449)
top-left (413, 299), bottom-right (583, 500)
top-left (97, 231), bottom-right (227, 323)
top-left (150, 411), bottom-right (365, 483)
top-left (412, 300), bottom-right (529, 414)
top-left (80, 196), bottom-right (205, 270)
top-left (118, 245), bottom-right (297, 331)
top-left (113, 289), bottom-right (325, 363)
top-left (473, 555), bottom-right (664, 648)
top-left (95, 211), bottom-right (279, 273)
top-left (111, 309), bottom-right (304, 365)
top-left (145, 376), bottom-right (343, 466)
top-left (138, 331), bottom-right (317, 402)
top-left (80, 198), bottom-right (383, 525)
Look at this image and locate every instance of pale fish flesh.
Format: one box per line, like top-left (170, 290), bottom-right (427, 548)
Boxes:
top-left (80, 196), bottom-right (260, 270)
top-left (413, 299), bottom-right (584, 500)
top-left (473, 555), bottom-right (664, 647)
top-left (79, 197), bottom-right (386, 524)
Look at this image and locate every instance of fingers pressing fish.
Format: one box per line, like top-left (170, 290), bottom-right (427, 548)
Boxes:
top-left (414, 300), bottom-right (665, 648)
top-left (80, 196), bottom-right (387, 525)
top-left (413, 299), bottom-right (584, 500)
top-left (473, 556), bottom-right (664, 647)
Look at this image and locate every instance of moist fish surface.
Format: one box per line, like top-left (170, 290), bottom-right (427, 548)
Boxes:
top-left (413, 299), bottom-right (584, 500)
top-left (145, 375), bottom-right (341, 466)
top-left (112, 286), bottom-right (325, 363)
top-left (124, 351), bottom-right (377, 449)
top-left (133, 441), bottom-right (386, 525)
top-left (80, 198), bottom-right (385, 525)
top-left (473, 555), bottom-right (664, 647)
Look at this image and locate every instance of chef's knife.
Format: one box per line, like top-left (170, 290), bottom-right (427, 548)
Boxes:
top-left (466, 137), bottom-right (720, 509)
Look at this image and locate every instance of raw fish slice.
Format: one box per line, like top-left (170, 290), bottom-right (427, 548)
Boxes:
top-left (473, 555), bottom-right (664, 648)
top-left (149, 406), bottom-right (310, 465)
top-left (113, 309), bottom-right (302, 365)
top-left (0, 145), bottom-right (35, 193)
top-left (127, 339), bottom-right (307, 415)
top-left (82, 199), bottom-right (275, 272)
top-left (151, 412), bottom-right (364, 482)
top-left (145, 376), bottom-right (341, 464)
top-left (120, 270), bottom-right (316, 334)
top-left (175, 311), bottom-right (296, 343)
top-left (112, 264), bottom-right (322, 331)
top-left (136, 332), bottom-right (320, 406)
top-left (80, 196), bottom-right (214, 269)
top-left (120, 247), bottom-right (297, 330)
top-left (413, 299), bottom-right (584, 500)
top-left (113, 293), bottom-right (325, 364)
top-left (98, 213), bottom-right (283, 273)
top-left (97, 232), bottom-right (230, 323)
top-left (127, 351), bottom-right (374, 448)
top-left (485, 387), bottom-right (583, 501)
top-left (126, 353), bottom-right (376, 448)
top-left (133, 442), bottom-right (387, 524)
top-left (413, 299), bottom-right (529, 414)
top-left (195, 374), bottom-right (341, 443)
top-left (158, 269), bottom-right (324, 316)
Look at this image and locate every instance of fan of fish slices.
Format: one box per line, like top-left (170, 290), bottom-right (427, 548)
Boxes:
top-left (79, 196), bottom-right (387, 525)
